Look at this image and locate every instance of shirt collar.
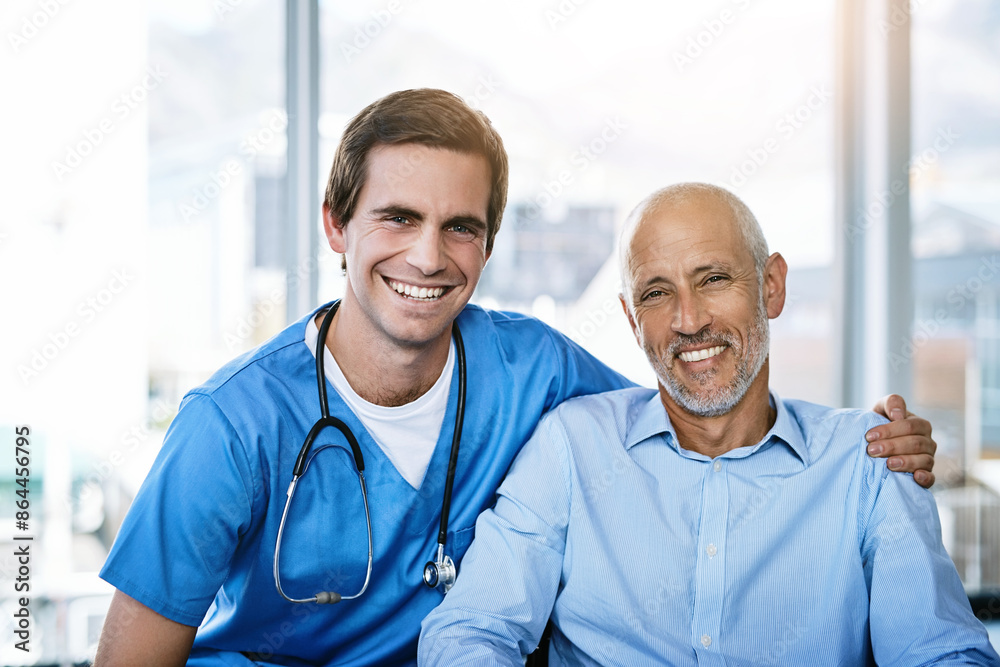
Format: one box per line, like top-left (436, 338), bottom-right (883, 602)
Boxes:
top-left (624, 390), bottom-right (809, 465)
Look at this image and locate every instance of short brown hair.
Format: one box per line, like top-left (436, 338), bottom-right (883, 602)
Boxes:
top-left (324, 88), bottom-right (509, 254)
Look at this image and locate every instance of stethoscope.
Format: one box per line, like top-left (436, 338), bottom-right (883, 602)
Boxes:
top-left (273, 301), bottom-right (466, 604)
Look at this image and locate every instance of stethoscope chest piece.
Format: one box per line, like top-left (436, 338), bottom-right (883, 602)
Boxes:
top-left (423, 544), bottom-right (456, 593)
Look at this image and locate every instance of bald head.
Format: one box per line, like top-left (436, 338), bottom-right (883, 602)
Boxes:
top-left (619, 183), bottom-right (769, 298)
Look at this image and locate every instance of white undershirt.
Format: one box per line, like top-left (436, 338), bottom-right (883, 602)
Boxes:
top-left (304, 316), bottom-right (454, 489)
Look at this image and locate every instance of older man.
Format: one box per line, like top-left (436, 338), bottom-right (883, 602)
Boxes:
top-left (419, 183), bottom-right (998, 665)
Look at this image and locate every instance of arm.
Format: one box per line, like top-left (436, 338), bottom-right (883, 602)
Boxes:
top-left (97, 394), bottom-right (254, 654)
top-left (865, 393), bottom-right (937, 488)
top-left (863, 459), bottom-right (1000, 664)
top-left (419, 415), bottom-right (571, 665)
top-left (93, 591), bottom-right (196, 667)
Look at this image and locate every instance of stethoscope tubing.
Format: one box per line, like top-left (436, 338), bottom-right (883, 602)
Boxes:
top-left (273, 301), bottom-right (464, 604)
top-left (274, 302), bottom-right (374, 604)
top-left (436, 320), bottom-right (465, 547)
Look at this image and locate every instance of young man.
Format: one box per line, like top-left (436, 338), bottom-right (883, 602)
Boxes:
top-left (419, 183), bottom-right (995, 665)
top-left (95, 92), bottom-right (937, 666)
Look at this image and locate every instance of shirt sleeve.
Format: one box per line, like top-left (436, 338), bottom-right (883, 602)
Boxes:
top-left (419, 412), bottom-right (572, 666)
top-left (862, 461), bottom-right (1000, 664)
top-left (99, 392), bottom-right (256, 627)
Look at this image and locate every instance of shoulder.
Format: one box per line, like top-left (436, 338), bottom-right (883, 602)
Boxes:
top-left (458, 303), bottom-right (559, 341)
top-left (455, 304), bottom-right (574, 368)
top-left (510, 387), bottom-right (655, 480)
top-left (779, 397), bottom-right (888, 468)
top-left (170, 310), bottom-right (318, 460)
top-left (784, 396), bottom-right (886, 433)
top-left (541, 386), bottom-right (656, 434)
top-left (192, 310), bottom-right (314, 399)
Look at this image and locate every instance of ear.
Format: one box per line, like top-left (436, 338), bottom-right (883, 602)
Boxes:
top-left (619, 294), bottom-right (641, 347)
top-left (323, 203), bottom-right (347, 253)
top-left (762, 252), bottom-right (788, 319)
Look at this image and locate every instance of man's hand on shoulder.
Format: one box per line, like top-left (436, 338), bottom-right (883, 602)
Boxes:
top-left (866, 393), bottom-right (937, 489)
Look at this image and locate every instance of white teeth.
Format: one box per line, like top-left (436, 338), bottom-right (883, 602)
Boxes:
top-left (678, 345), bottom-right (726, 363)
top-left (388, 280), bottom-right (446, 300)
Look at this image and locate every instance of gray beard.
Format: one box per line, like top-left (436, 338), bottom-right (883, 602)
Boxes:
top-left (646, 298), bottom-right (770, 418)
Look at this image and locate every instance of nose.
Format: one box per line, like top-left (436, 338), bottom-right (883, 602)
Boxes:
top-left (406, 228), bottom-right (447, 275)
top-left (672, 289), bottom-right (711, 336)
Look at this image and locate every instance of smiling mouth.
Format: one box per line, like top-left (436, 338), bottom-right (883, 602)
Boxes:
top-left (677, 345), bottom-right (727, 363)
top-left (387, 279), bottom-right (448, 301)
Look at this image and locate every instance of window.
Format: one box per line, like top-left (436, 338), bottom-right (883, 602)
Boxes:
top-left (911, 0), bottom-right (1000, 607)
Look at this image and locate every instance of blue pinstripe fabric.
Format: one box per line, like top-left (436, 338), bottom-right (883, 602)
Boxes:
top-left (419, 387), bottom-right (999, 666)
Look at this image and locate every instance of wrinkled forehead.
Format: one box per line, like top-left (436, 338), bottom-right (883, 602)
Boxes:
top-left (625, 196), bottom-right (750, 256)
top-left (621, 195), bottom-right (750, 284)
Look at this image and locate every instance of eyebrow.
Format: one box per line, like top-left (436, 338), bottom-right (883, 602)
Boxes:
top-left (371, 205), bottom-right (424, 221)
top-left (691, 262), bottom-right (733, 275)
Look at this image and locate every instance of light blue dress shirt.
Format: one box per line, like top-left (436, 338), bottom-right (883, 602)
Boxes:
top-left (419, 387), bottom-right (999, 666)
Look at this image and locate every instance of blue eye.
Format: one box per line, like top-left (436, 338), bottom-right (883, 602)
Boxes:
top-left (448, 223), bottom-right (481, 238)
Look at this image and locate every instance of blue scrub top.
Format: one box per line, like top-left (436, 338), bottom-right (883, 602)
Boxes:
top-left (100, 303), bottom-right (631, 666)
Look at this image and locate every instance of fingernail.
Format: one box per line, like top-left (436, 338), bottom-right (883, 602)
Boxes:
top-left (915, 471), bottom-right (927, 483)
top-left (890, 408), bottom-right (903, 420)
top-left (866, 431), bottom-right (879, 442)
top-left (888, 457), bottom-right (902, 470)
top-left (867, 444), bottom-right (883, 456)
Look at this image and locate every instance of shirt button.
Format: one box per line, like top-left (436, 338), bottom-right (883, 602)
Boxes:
top-left (701, 634), bottom-right (712, 648)
top-left (713, 460), bottom-right (722, 472)
top-left (706, 543), bottom-right (717, 558)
